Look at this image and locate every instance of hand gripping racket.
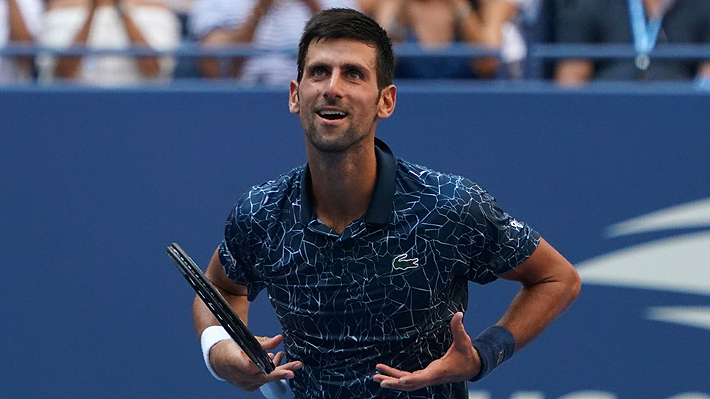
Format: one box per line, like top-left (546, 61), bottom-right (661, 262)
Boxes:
top-left (166, 243), bottom-right (276, 375)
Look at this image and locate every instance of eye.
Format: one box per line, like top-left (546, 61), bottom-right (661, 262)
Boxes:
top-left (313, 67), bottom-right (327, 77)
top-left (347, 70), bottom-right (362, 80)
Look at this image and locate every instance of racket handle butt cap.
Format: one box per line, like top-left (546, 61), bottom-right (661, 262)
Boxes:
top-left (260, 380), bottom-right (292, 399)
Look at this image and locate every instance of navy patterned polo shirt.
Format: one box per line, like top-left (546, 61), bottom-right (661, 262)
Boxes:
top-left (219, 139), bottom-right (540, 398)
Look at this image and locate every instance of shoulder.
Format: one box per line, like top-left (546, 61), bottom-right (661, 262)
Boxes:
top-left (232, 166), bottom-right (303, 221)
top-left (395, 159), bottom-right (489, 209)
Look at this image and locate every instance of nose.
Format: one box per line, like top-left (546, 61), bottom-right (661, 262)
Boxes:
top-left (323, 73), bottom-right (344, 101)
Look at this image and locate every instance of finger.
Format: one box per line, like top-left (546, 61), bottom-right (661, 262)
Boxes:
top-left (264, 360), bottom-right (302, 381)
top-left (374, 374), bottom-right (405, 389)
top-left (450, 312), bottom-right (472, 349)
top-left (377, 373), bottom-right (426, 391)
top-left (372, 373), bottom-right (389, 383)
top-left (374, 364), bottom-right (425, 391)
top-left (256, 334), bottom-right (283, 350)
top-left (397, 367), bottom-right (441, 388)
top-left (375, 363), bottom-right (410, 378)
top-left (272, 351), bottom-right (285, 366)
top-left (277, 360), bottom-right (302, 372)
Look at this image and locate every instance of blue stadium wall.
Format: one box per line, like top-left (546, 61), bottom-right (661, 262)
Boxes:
top-left (1, 84), bottom-right (709, 399)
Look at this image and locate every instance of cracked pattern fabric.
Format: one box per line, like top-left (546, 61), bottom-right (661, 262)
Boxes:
top-left (219, 148), bottom-right (540, 399)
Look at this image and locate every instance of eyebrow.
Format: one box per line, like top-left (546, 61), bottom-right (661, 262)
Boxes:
top-left (306, 61), bottom-right (370, 77)
top-left (307, 62), bottom-right (330, 72)
top-left (341, 63), bottom-right (368, 75)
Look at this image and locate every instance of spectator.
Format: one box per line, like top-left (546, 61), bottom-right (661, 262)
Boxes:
top-left (373, 0), bottom-right (482, 80)
top-left (0, 0), bottom-right (43, 83)
top-left (373, 0), bottom-right (533, 80)
top-left (37, 0), bottom-right (180, 85)
top-left (554, 0), bottom-right (710, 86)
top-left (475, 0), bottom-right (536, 79)
top-left (189, 0), bottom-right (358, 85)
top-left (152, 0), bottom-right (201, 79)
top-left (153, 0), bottom-right (192, 36)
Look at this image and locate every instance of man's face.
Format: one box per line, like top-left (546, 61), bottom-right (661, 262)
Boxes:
top-left (289, 39), bottom-right (396, 153)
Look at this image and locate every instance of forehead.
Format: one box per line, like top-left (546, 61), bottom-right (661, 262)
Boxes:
top-left (304, 38), bottom-right (378, 70)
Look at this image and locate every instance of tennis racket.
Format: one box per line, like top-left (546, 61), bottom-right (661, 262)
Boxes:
top-left (166, 243), bottom-right (276, 374)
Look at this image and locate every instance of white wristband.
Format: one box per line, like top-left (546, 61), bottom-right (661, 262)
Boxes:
top-left (200, 326), bottom-right (294, 399)
top-left (200, 325), bottom-right (234, 381)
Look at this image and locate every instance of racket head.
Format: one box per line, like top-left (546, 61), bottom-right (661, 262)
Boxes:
top-left (166, 243), bottom-right (276, 374)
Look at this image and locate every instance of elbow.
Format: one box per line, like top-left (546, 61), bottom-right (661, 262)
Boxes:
top-left (565, 265), bottom-right (582, 304)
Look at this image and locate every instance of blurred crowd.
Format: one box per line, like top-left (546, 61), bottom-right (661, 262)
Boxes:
top-left (0, 0), bottom-right (708, 86)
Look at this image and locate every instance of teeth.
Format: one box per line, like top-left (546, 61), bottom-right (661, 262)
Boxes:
top-left (319, 111), bottom-right (346, 116)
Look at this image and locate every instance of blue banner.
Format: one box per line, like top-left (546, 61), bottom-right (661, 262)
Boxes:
top-left (1, 85), bottom-right (708, 399)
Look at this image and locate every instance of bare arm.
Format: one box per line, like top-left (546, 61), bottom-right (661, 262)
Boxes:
top-left (192, 248), bottom-right (301, 392)
top-left (374, 237), bottom-right (580, 390)
top-left (555, 59), bottom-right (594, 87)
top-left (198, 0), bottom-right (274, 79)
top-left (446, 0), bottom-right (483, 44)
top-left (373, 0), bottom-right (405, 37)
top-left (699, 61), bottom-right (710, 79)
top-left (53, 0), bottom-right (99, 79)
top-left (7, 0), bottom-right (35, 72)
top-left (357, 0), bottom-right (382, 16)
top-left (117, 0), bottom-right (161, 78)
top-left (192, 248), bottom-right (251, 335)
top-left (7, 0), bottom-right (34, 42)
top-left (473, 0), bottom-right (519, 78)
top-left (497, 237), bottom-right (581, 349)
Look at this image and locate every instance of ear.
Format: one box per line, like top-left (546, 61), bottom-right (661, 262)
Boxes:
top-left (376, 84), bottom-right (396, 120)
top-left (288, 80), bottom-right (300, 114)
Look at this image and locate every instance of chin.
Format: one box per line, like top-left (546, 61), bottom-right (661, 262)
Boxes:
top-left (309, 138), bottom-right (353, 153)
top-left (306, 130), bottom-right (366, 154)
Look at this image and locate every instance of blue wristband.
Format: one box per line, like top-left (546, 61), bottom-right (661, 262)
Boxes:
top-left (470, 325), bottom-right (516, 382)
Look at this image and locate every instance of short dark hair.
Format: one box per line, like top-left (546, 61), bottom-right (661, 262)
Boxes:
top-left (296, 8), bottom-right (394, 89)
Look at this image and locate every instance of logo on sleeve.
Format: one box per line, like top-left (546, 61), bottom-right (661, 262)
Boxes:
top-left (510, 219), bottom-right (524, 230)
top-left (392, 254), bottom-right (420, 270)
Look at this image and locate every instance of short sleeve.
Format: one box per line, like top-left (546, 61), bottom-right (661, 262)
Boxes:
top-left (467, 189), bottom-right (541, 284)
top-left (131, 6), bottom-right (180, 79)
top-left (218, 196), bottom-right (266, 301)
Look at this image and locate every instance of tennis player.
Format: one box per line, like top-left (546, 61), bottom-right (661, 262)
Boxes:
top-left (192, 8), bottom-right (581, 399)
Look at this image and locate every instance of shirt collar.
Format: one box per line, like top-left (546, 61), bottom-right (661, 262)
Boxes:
top-left (299, 138), bottom-right (396, 225)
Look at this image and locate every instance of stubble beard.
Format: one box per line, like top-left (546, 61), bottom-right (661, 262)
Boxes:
top-left (300, 89), bottom-right (382, 154)
top-left (303, 120), bottom-right (368, 153)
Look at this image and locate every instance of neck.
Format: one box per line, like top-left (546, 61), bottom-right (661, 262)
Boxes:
top-left (306, 139), bottom-right (377, 234)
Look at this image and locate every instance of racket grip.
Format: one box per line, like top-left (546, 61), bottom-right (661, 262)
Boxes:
top-left (260, 380), bottom-right (292, 399)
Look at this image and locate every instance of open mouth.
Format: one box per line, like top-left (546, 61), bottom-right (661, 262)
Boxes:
top-left (317, 110), bottom-right (348, 121)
